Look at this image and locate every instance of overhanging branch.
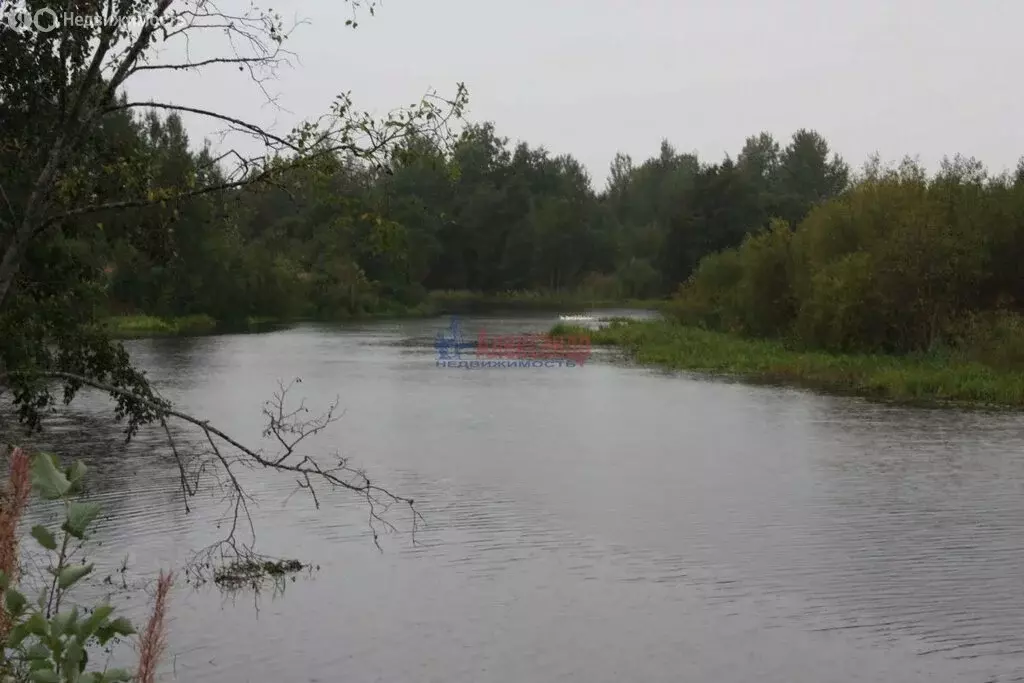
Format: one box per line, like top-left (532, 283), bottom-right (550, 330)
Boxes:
top-left (5, 370), bottom-right (421, 557)
top-left (103, 101), bottom-right (302, 152)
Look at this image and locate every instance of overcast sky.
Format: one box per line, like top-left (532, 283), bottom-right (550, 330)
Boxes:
top-left (128, 0), bottom-right (1023, 189)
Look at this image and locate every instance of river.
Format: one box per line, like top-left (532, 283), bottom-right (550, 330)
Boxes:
top-left (15, 311), bottom-right (1024, 682)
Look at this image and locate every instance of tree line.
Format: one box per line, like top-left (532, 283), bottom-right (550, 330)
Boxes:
top-left (84, 111), bottom-right (854, 321)
top-left (16, 93), bottom-right (1021, 364)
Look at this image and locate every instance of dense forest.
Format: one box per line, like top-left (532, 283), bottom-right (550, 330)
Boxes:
top-left (12, 99), bottom-right (1024, 366)
top-left (64, 107), bottom-right (853, 322)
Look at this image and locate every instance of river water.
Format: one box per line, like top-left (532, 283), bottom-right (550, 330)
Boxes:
top-left (13, 311), bottom-right (1024, 682)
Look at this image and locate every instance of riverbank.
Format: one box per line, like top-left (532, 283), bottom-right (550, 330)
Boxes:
top-left (424, 290), bottom-right (667, 314)
top-left (550, 320), bottom-right (1024, 408)
top-left (103, 314), bottom-right (220, 337)
top-left (102, 314), bottom-right (303, 338)
top-left (104, 291), bottom-right (669, 338)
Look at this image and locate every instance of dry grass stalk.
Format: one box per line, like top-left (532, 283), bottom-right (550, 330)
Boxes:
top-left (135, 570), bottom-right (174, 683)
top-left (0, 447), bottom-right (31, 642)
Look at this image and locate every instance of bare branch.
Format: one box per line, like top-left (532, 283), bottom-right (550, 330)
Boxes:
top-left (5, 369), bottom-right (422, 569)
top-left (129, 54), bottom-right (286, 75)
top-left (104, 101), bottom-right (302, 152)
top-left (43, 173), bottom-right (273, 224)
top-left (160, 416), bottom-right (195, 514)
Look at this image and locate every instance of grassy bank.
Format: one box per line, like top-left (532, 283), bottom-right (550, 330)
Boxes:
top-left (550, 320), bottom-right (1024, 408)
top-left (102, 314), bottom-right (277, 338)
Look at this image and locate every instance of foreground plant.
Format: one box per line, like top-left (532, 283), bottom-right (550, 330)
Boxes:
top-left (0, 448), bottom-right (172, 683)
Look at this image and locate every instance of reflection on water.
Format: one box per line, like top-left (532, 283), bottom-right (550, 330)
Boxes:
top-left (9, 310), bottom-right (1024, 682)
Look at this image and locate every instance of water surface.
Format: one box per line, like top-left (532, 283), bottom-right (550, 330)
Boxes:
top-left (18, 311), bottom-right (1024, 682)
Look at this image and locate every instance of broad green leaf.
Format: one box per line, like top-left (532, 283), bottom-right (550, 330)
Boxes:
top-left (64, 501), bottom-right (102, 539)
top-left (58, 563), bottom-right (93, 590)
top-left (107, 616), bottom-right (135, 637)
top-left (29, 669), bottom-right (59, 683)
top-left (63, 638), bottom-right (85, 675)
top-left (78, 675), bottom-right (99, 683)
top-left (31, 525), bottom-right (58, 551)
top-left (31, 453), bottom-right (72, 500)
top-left (80, 603), bottom-right (115, 638)
top-left (96, 617), bottom-right (135, 646)
top-left (48, 633), bottom-right (64, 660)
top-left (68, 605), bottom-right (81, 632)
top-left (103, 668), bottom-right (133, 682)
top-left (67, 460), bottom-right (87, 483)
top-left (7, 623), bottom-right (29, 648)
top-left (26, 643), bottom-right (50, 660)
top-left (51, 611), bottom-right (69, 638)
top-left (25, 611), bottom-right (49, 636)
top-left (5, 587), bottom-right (27, 615)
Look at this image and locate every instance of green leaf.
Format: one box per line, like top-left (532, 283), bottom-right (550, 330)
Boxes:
top-left (80, 603), bottom-right (115, 638)
top-left (31, 453), bottom-right (72, 500)
top-left (26, 643), bottom-right (50, 660)
top-left (31, 525), bottom-right (58, 551)
top-left (78, 675), bottom-right (99, 683)
top-left (67, 605), bottom-right (81, 633)
top-left (8, 610), bottom-right (49, 646)
top-left (48, 635), bottom-right (63, 663)
top-left (67, 460), bottom-right (87, 484)
top-left (5, 587), bottom-right (27, 615)
top-left (51, 611), bottom-right (70, 638)
top-left (96, 625), bottom-right (114, 645)
top-left (7, 623), bottom-right (30, 648)
top-left (96, 616), bottom-right (136, 646)
top-left (103, 668), bottom-right (133, 682)
top-left (107, 616), bottom-right (135, 637)
top-left (29, 669), bottom-right (59, 683)
top-left (25, 611), bottom-right (49, 636)
top-left (57, 563), bottom-right (93, 590)
top-left (63, 501), bottom-right (102, 539)
top-left (63, 638), bottom-right (85, 675)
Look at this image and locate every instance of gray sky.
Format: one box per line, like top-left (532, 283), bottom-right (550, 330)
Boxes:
top-left (129, 0), bottom-right (1024, 188)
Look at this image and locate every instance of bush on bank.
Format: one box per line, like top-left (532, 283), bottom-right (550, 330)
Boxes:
top-left (671, 157), bottom-right (1024, 364)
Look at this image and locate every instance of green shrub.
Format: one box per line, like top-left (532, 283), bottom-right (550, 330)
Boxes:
top-left (0, 449), bottom-right (171, 683)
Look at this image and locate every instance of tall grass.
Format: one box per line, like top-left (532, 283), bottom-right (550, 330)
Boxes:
top-left (0, 448), bottom-right (30, 643)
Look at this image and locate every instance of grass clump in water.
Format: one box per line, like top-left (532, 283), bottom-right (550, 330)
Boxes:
top-left (213, 558), bottom-right (306, 586)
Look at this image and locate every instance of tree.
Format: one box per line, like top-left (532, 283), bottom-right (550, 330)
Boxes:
top-left (775, 129), bottom-right (849, 227)
top-left (0, 0), bottom-right (465, 567)
top-left (737, 131), bottom-right (781, 185)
